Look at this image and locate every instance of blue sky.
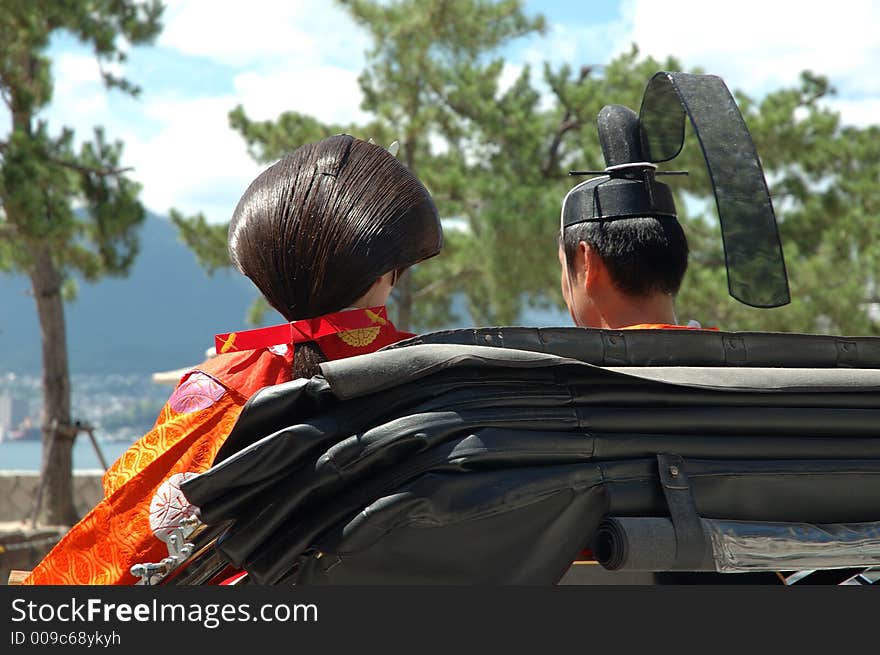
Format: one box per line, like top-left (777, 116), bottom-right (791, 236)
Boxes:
top-left (33, 0), bottom-right (880, 224)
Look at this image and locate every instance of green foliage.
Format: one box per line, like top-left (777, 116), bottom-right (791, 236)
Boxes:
top-left (169, 209), bottom-right (231, 274)
top-left (0, 0), bottom-right (162, 283)
top-left (181, 0), bottom-right (880, 336)
top-left (0, 0), bottom-right (163, 524)
top-left (224, 0), bottom-right (550, 330)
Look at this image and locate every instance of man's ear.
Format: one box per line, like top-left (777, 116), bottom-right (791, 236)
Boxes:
top-left (581, 241), bottom-right (605, 288)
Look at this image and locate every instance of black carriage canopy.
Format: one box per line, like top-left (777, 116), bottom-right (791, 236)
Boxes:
top-left (173, 327), bottom-right (880, 585)
top-left (563, 72), bottom-right (790, 309)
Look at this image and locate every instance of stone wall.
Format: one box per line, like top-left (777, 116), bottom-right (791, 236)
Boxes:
top-left (0, 471), bottom-right (104, 583)
top-left (0, 470), bottom-right (104, 522)
top-left (0, 526), bottom-right (68, 585)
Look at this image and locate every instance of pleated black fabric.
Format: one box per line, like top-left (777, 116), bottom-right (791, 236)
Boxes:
top-left (179, 329), bottom-right (880, 585)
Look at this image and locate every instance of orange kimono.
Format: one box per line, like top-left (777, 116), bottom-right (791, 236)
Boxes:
top-left (24, 306), bottom-right (410, 585)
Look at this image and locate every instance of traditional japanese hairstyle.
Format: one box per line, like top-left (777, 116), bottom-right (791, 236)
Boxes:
top-left (228, 134), bottom-right (442, 321)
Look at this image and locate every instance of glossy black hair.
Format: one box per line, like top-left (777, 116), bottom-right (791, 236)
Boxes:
top-left (228, 134), bottom-right (442, 377)
top-left (560, 216), bottom-right (688, 297)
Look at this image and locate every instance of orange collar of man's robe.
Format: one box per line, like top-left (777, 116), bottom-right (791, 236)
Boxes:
top-left (621, 323), bottom-right (718, 330)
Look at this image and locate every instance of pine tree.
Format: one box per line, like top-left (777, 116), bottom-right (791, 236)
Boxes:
top-left (0, 0), bottom-right (163, 524)
top-left (175, 1), bottom-right (879, 338)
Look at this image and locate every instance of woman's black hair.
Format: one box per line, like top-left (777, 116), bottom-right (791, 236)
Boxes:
top-left (228, 135), bottom-right (442, 378)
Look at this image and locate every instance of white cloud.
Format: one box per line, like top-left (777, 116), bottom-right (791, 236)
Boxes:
top-left (620, 0), bottom-right (880, 98)
top-left (53, 53), bottom-right (102, 88)
top-left (823, 98), bottom-right (880, 128)
top-left (117, 62), bottom-right (369, 222)
top-left (159, 0), bottom-right (368, 68)
top-left (497, 62), bottom-right (523, 97)
top-left (122, 55), bottom-right (369, 222)
top-left (160, 0), bottom-right (317, 65)
top-left (49, 53), bottom-right (109, 119)
top-left (125, 0), bottom-right (373, 221)
top-left (233, 66), bottom-right (365, 125)
top-left (38, 56), bottom-right (264, 222)
top-left (121, 95), bottom-right (264, 221)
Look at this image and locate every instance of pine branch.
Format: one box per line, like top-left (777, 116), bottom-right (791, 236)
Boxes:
top-left (49, 156), bottom-right (133, 177)
top-left (542, 66), bottom-right (591, 177)
top-left (426, 77), bottom-right (481, 121)
top-left (541, 118), bottom-right (580, 178)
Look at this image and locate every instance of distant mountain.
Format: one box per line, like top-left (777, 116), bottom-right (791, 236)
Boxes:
top-left (0, 213), bottom-right (275, 375)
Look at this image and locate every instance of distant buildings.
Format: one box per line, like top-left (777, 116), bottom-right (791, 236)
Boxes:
top-left (152, 347), bottom-right (216, 387)
top-left (0, 392), bottom-right (36, 442)
top-left (0, 373), bottom-right (169, 445)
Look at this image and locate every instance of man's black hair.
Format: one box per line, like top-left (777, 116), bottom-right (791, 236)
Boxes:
top-left (560, 216), bottom-right (689, 297)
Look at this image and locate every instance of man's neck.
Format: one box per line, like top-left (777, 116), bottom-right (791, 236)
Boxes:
top-left (591, 293), bottom-right (678, 329)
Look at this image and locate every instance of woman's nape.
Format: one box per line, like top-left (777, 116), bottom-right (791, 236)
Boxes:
top-left (350, 269), bottom-right (398, 310)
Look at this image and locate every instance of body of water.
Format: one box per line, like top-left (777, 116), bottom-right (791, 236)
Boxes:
top-left (0, 438), bottom-right (134, 471)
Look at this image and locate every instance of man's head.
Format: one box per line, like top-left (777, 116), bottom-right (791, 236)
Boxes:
top-left (558, 216), bottom-right (688, 328)
top-left (555, 72), bottom-right (790, 325)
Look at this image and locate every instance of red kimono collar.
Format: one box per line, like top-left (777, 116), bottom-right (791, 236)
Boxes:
top-left (214, 306), bottom-right (397, 354)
